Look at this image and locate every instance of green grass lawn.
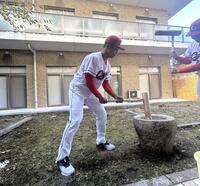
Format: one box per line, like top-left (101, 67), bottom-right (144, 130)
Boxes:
top-left (1, 101), bottom-right (200, 186)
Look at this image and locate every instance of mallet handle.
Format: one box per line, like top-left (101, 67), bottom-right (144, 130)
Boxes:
top-left (170, 35), bottom-right (175, 68)
top-left (142, 92), bottom-right (152, 119)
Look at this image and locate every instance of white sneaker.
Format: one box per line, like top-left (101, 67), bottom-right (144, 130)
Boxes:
top-left (57, 157), bottom-right (75, 176)
top-left (96, 142), bottom-right (116, 151)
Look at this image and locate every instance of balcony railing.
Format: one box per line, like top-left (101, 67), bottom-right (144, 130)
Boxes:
top-left (0, 12), bottom-right (193, 43)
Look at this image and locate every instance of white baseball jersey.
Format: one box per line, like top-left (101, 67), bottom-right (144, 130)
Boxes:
top-left (184, 41), bottom-right (200, 75)
top-left (70, 52), bottom-right (111, 98)
top-left (56, 52), bottom-right (111, 162)
top-left (184, 41), bottom-right (200, 98)
top-left (185, 41), bottom-right (200, 63)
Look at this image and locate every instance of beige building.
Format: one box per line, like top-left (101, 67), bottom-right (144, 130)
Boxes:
top-left (0, 0), bottom-right (193, 109)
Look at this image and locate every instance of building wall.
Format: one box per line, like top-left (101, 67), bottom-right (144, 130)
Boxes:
top-left (0, 1), bottom-right (174, 108)
top-left (35, 0), bottom-right (168, 24)
top-left (35, 51), bottom-right (86, 107)
top-left (0, 50), bottom-right (173, 108)
top-left (0, 50), bottom-right (34, 108)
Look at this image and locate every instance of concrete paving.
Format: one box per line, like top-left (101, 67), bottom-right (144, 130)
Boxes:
top-left (125, 168), bottom-right (200, 186)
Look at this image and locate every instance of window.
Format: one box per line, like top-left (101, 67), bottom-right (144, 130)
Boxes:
top-left (139, 67), bottom-right (161, 99)
top-left (136, 16), bottom-right (157, 24)
top-left (47, 75), bottom-right (62, 106)
top-left (92, 11), bottom-right (118, 20)
top-left (47, 67), bottom-right (77, 106)
top-left (92, 11), bottom-right (120, 36)
top-left (44, 6), bottom-right (75, 15)
top-left (0, 76), bottom-right (7, 109)
top-left (136, 16), bottom-right (156, 40)
top-left (98, 67), bottom-right (121, 100)
top-left (0, 66), bottom-right (26, 109)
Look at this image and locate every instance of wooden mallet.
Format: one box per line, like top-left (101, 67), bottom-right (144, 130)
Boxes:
top-left (155, 30), bottom-right (182, 68)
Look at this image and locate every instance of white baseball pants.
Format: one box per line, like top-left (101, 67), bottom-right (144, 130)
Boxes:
top-left (56, 88), bottom-right (107, 162)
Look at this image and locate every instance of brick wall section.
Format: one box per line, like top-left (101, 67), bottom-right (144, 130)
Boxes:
top-left (114, 54), bottom-right (172, 98)
top-left (0, 50), bottom-right (172, 107)
top-left (112, 54), bottom-right (139, 97)
top-left (36, 0), bottom-right (168, 24)
top-left (14, 52), bottom-right (35, 108)
top-left (36, 51), bottom-right (87, 107)
top-left (36, 51), bottom-right (172, 106)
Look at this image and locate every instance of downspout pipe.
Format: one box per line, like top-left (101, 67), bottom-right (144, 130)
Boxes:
top-left (27, 43), bottom-right (38, 108)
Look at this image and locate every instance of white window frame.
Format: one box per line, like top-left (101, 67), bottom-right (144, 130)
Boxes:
top-left (92, 11), bottom-right (118, 20)
top-left (44, 6), bottom-right (75, 15)
top-left (47, 66), bottom-right (77, 106)
top-left (136, 16), bottom-right (157, 24)
top-left (139, 66), bottom-right (161, 99)
top-left (0, 66), bottom-right (26, 109)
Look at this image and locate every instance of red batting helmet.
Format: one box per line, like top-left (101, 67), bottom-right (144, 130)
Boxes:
top-left (186, 18), bottom-right (200, 37)
top-left (105, 35), bottom-right (125, 50)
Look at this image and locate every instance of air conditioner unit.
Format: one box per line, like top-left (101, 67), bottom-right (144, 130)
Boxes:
top-left (128, 90), bottom-right (140, 99)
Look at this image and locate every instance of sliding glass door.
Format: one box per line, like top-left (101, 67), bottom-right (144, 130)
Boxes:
top-left (0, 67), bottom-right (26, 109)
top-left (47, 67), bottom-right (77, 106)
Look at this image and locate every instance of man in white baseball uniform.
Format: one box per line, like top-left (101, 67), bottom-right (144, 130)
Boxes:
top-left (171, 18), bottom-right (200, 99)
top-left (56, 35), bottom-right (124, 176)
